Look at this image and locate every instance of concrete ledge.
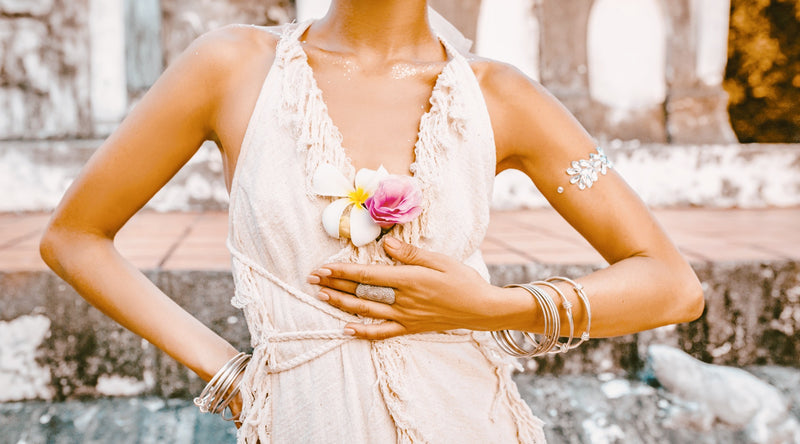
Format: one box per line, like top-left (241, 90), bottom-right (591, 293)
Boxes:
top-left (491, 260), bottom-right (800, 374)
top-left (493, 141), bottom-right (800, 209)
top-left (3, 140), bottom-right (800, 212)
top-left (1, 259), bottom-right (798, 402)
top-left (0, 140), bottom-right (229, 213)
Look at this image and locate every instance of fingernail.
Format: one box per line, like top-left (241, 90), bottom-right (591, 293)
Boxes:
top-left (316, 268), bottom-right (332, 277)
top-left (316, 292), bottom-right (330, 301)
top-left (306, 275), bottom-right (320, 284)
top-left (343, 328), bottom-right (356, 336)
top-left (384, 237), bottom-right (400, 249)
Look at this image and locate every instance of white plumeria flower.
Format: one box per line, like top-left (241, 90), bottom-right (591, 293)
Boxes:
top-left (312, 164), bottom-right (389, 247)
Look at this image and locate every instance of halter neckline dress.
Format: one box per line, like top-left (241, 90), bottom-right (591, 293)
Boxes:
top-left (226, 20), bottom-right (546, 443)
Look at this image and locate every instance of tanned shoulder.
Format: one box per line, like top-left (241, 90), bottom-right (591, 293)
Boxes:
top-left (185, 24), bottom-right (281, 94)
top-left (176, 24), bottom-right (286, 153)
top-left (466, 55), bottom-right (586, 172)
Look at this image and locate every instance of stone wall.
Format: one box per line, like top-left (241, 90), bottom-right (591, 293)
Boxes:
top-left (0, 0), bottom-right (737, 143)
top-left (3, 368), bottom-right (799, 443)
top-left (0, 140), bottom-right (229, 212)
top-left (0, 140), bottom-right (800, 212)
top-left (1, 260), bottom-right (798, 402)
top-left (534, 0), bottom-right (737, 144)
top-left (4, 140), bottom-right (799, 212)
top-left (0, 0), bottom-right (92, 140)
top-left (492, 141), bottom-right (800, 210)
top-left (160, 0), bottom-right (290, 67)
top-left (0, 0), bottom-right (290, 142)
top-left (3, 1), bottom-right (797, 213)
top-left (2, 261), bottom-right (800, 442)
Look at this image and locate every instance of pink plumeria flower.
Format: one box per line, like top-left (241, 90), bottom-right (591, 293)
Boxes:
top-left (365, 176), bottom-right (423, 229)
top-left (312, 164), bottom-right (389, 247)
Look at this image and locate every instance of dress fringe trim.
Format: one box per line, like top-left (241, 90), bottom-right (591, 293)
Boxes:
top-left (371, 341), bottom-right (433, 443)
top-left (473, 332), bottom-right (547, 443)
top-left (237, 338), bottom-right (273, 443)
top-left (274, 20), bottom-right (353, 201)
top-left (275, 20), bottom-right (470, 262)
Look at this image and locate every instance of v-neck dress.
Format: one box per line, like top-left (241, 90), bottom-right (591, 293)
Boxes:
top-left (226, 20), bottom-right (546, 443)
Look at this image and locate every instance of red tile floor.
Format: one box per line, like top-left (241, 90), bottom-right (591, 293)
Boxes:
top-left (2, 208), bottom-right (798, 271)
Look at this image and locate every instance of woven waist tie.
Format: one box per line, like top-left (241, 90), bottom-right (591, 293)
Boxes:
top-left (227, 237), bottom-right (476, 373)
top-left (254, 328), bottom-right (474, 373)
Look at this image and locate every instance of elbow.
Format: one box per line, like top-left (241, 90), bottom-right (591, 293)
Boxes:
top-left (40, 224), bottom-right (115, 275)
top-left (39, 224), bottom-right (95, 273)
top-left (672, 268), bottom-right (705, 324)
top-left (39, 226), bottom-right (67, 273)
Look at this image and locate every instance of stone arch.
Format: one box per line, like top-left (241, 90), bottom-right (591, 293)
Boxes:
top-left (475, 0), bottom-right (539, 81)
top-left (587, 0), bottom-right (667, 110)
top-left (89, 0), bottom-right (127, 134)
top-left (694, 0), bottom-right (731, 87)
top-left (296, 0), bottom-right (330, 22)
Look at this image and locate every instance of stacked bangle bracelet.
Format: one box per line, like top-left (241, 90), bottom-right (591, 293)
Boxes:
top-left (533, 280), bottom-right (574, 353)
top-left (492, 277), bottom-right (591, 358)
top-left (193, 352), bottom-right (251, 421)
top-left (547, 276), bottom-right (591, 349)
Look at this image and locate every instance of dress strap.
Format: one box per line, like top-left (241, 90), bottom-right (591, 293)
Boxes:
top-left (273, 20), bottom-right (353, 200)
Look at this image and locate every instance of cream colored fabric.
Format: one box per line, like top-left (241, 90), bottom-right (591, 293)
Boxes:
top-left (227, 20), bottom-right (546, 443)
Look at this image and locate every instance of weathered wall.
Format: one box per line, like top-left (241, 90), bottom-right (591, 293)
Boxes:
top-left (0, 0), bottom-right (738, 143)
top-left (0, 0), bottom-right (290, 141)
top-left (2, 2), bottom-right (796, 213)
top-left (535, 0), bottom-right (737, 144)
top-left (2, 260), bottom-right (800, 440)
top-left (493, 142), bottom-right (800, 210)
top-left (0, 0), bottom-right (92, 140)
top-left (160, 0), bottom-right (290, 67)
top-left (0, 140), bottom-right (229, 212)
top-left (4, 140), bottom-right (799, 212)
top-left (664, 0), bottom-right (738, 144)
top-left (1, 260), bottom-right (798, 402)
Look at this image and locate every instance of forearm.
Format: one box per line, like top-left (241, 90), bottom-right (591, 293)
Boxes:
top-left (310, 236), bottom-right (703, 340)
top-left (40, 230), bottom-right (238, 382)
top-left (495, 254), bottom-right (704, 338)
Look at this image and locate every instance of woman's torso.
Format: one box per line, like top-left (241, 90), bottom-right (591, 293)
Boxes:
top-left (214, 20), bottom-right (544, 443)
top-left (226, 18), bottom-right (496, 317)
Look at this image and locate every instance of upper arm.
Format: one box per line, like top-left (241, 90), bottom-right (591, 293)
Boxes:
top-left (44, 25), bottom-right (275, 241)
top-left (477, 61), bottom-right (679, 265)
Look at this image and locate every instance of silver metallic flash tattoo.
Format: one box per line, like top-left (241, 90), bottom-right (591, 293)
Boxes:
top-left (565, 147), bottom-right (613, 190)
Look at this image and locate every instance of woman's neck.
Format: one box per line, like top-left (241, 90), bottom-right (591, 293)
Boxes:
top-left (309, 0), bottom-right (438, 61)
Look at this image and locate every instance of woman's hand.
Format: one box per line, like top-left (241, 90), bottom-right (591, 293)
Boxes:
top-left (307, 237), bottom-right (530, 339)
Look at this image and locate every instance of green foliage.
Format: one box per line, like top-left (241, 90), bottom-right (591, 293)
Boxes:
top-left (725, 0), bottom-right (800, 142)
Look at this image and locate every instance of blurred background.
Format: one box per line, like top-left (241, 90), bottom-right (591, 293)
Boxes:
top-left (1, 1), bottom-right (799, 443)
top-left (2, 0), bottom-right (800, 211)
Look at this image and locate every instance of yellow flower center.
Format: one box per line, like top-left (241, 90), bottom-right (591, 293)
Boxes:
top-left (348, 187), bottom-right (370, 206)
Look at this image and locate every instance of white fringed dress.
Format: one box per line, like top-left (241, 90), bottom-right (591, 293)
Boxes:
top-left (226, 20), bottom-right (547, 444)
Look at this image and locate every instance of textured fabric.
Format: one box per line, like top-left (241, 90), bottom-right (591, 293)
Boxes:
top-left (227, 20), bottom-right (547, 444)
